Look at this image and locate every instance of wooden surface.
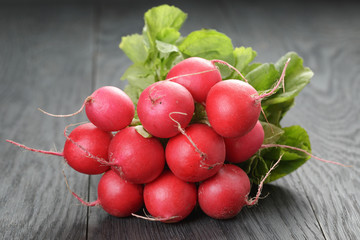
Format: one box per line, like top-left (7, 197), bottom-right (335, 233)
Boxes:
top-left (1, 1), bottom-right (359, 239)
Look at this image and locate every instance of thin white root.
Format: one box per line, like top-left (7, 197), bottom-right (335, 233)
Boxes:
top-left (246, 154), bottom-right (283, 206)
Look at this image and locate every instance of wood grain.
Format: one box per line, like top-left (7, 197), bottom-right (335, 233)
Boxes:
top-left (0, 4), bottom-right (94, 240)
top-left (1, 0), bottom-right (359, 239)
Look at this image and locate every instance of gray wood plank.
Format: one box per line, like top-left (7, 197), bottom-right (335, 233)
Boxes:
top-left (0, 4), bottom-right (95, 239)
top-left (1, 1), bottom-right (359, 240)
top-left (223, 1), bottom-right (360, 239)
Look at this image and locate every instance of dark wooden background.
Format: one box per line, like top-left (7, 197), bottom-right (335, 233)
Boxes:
top-left (1, 0), bottom-right (359, 239)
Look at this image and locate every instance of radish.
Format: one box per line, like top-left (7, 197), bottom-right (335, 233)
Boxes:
top-left (62, 123), bottom-right (112, 174)
top-left (225, 120), bottom-right (264, 163)
top-left (136, 170), bottom-right (197, 223)
top-left (108, 126), bottom-right (165, 184)
top-left (198, 160), bottom-right (281, 219)
top-left (39, 86), bottom-right (135, 132)
top-left (136, 81), bottom-right (195, 138)
top-left (7, 123), bottom-right (112, 175)
top-left (206, 59), bottom-right (290, 138)
top-left (166, 57), bottom-right (222, 103)
top-left (198, 164), bottom-right (250, 219)
top-left (206, 79), bottom-right (261, 138)
top-left (165, 123), bottom-right (225, 182)
top-left (68, 170), bottom-right (144, 217)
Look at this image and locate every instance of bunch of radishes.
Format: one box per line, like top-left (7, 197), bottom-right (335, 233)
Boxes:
top-left (7, 56), bottom-right (292, 222)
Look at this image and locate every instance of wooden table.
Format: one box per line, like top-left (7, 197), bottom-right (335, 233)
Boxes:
top-left (1, 1), bottom-right (359, 239)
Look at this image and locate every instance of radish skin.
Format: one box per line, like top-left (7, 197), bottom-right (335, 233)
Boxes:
top-left (68, 170), bottom-right (143, 217)
top-left (108, 126), bottom-right (165, 184)
top-left (165, 123), bottom-right (225, 182)
top-left (225, 121), bottom-right (264, 163)
top-left (206, 79), bottom-right (261, 138)
top-left (39, 86), bottom-right (135, 132)
top-left (85, 86), bottom-right (135, 132)
top-left (198, 159), bottom-right (282, 219)
top-left (166, 57), bottom-right (222, 103)
top-left (137, 81), bottom-right (195, 138)
top-left (198, 164), bottom-right (251, 219)
top-left (206, 58), bottom-right (290, 138)
top-left (63, 123), bottom-right (112, 174)
top-left (142, 170), bottom-right (197, 223)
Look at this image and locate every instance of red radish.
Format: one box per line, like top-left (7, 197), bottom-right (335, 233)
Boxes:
top-left (206, 79), bottom-right (261, 138)
top-left (85, 86), bottom-right (135, 132)
top-left (206, 59), bottom-right (290, 138)
top-left (7, 123), bottom-right (112, 175)
top-left (62, 123), bottom-right (112, 174)
top-left (198, 160), bottom-right (282, 219)
top-left (198, 164), bottom-right (251, 219)
top-left (108, 126), bottom-right (165, 184)
top-left (140, 170), bottom-right (197, 223)
top-left (137, 81), bottom-right (195, 138)
top-left (39, 86), bottom-right (135, 132)
top-left (225, 120), bottom-right (264, 163)
top-left (68, 170), bottom-right (143, 217)
top-left (166, 57), bottom-right (222, 103)
top-left (165, 123), bottom-right (225, 182)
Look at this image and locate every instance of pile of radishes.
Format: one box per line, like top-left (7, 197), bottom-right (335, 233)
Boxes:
top-left (7, 56), bottom-right (320, 222)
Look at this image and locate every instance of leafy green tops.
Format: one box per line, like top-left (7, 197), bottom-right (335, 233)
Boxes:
top-left (119, 4), bottom-right (314, 184)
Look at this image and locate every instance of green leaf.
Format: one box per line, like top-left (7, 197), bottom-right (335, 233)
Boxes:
top-left (121, 64), bottom-right (156, 90)
top-left (242, 155), bottom-right (256, 174)
top-left (262, 52), bottom-right (313, 105)
top-left (179, 29), bottom-right (235, 64)
top-left (242, 62), bottom-right (262, 76)
top-left (155, 40), bottom-right (179, 55)
top-left (160, 52), bottom-right (184, 79)
top-left (260, 98), bottom-right (295, 126)
top-left (151, 41), bottom-right (182, 81)
top-left (277, 125), bottom-right (311, 161)
top-left (157, 28), bottom-right (181, 44)
top-left (233, 47), bottom-right (257, 73)
top-left (214, 47), bottom-right (256, 79)
top-left (254, 156), bottom-right (269, 180)
top-left (123, 84), bottom-right (143, 108)
top-left (246, 63), bottom-right (280, 92)
top-left (248, 125), bottom-right (311, 184)
top-left (143, 4), bottom-right (187, 47)
top-left (260, 121), bottom-right (284, 144)
top-left (119, 34), bottom-right (148, 63)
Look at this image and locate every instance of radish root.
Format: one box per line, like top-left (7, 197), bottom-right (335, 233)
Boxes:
top-left (246, 154), bottom-right (283, 206)
top-left (169, 112), bottom-right (221, 170)
top-left (63, 122), bottom-right (116, 167)
top-left (6, 139), bottom-right (63, 157)
top-left (256, 58), bottom-right (290, 101)
top-left (62, 170), bottom-right (100, 207)
top-left (260, 144), bottom-right (351, 167)
top-left (38, 96), bottom-right (93, 118)
top-left (169, 112), bottom-right (206, 159)
top-left (211, 59), bottom-right (248, 83)
top-left (166, 69), bottom-right (218, 82)
top-left (260, 107), bottom-right (274, 134)
top-left (132, 209), bottom-right (180, 222)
